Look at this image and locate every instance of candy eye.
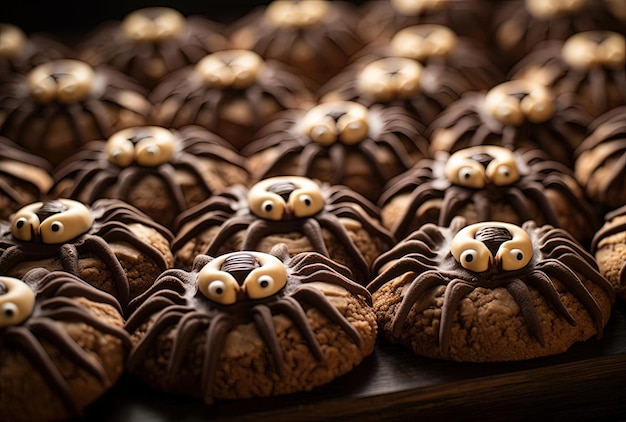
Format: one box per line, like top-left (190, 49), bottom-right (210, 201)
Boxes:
top-left (135, 132), bottom-right (176, 167)
top-left (291, 190), bottom-right (325, 217)
top-left (205, 280), bottom-right (237, 305)
top-left (246, 275), bottom-right (276, 300)
top-left (458, 248), bottom-right (490, 273)
top-left (11, 214), bottom-right (38, 241)
top-left (490, 164), bottom-right (520, 186)
top-left (262, 200), bottom-right (274, 213)
top-left (455, 166), bottom-right (485, 189)
top-left (15, 218), bottom-right (27, 230)
top-left (2, 302), bottom-right (17, 319)
top-left (520, 94), bottom-right (554, 123)
top-left (500, 248), bottom-right (529, 271)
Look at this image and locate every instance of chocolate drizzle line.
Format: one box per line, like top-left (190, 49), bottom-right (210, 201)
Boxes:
top-left (125, 244), bottom-right (370, 404)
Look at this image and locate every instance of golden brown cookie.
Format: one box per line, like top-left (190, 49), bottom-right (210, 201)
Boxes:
top-left (150, 49), bottom-right (315, 150)
top-left (50, 125), bottom-right (249, 229)
top-left (0, 268), bottom-right (130, 421)
top-left (173, 176), bottom-right (394, 285)
top-left (592, 204), bottom-right (626, 302)
top-left (243, 100), bottom-right (428, 202)
top-left (0, 198), bottom-right (174, 310)
top-left (228, 0), bottom-right (364, 87)
top-left (380, 145), bottom-right (598, 246)
top-left (368, 217), bottom-right (615, 362)
top-left (0, 59), bottom-right (152, 165)
top-left (79, 7), bottom-right (231, 89)
top-left (125, 244), bottom-right (376, 404)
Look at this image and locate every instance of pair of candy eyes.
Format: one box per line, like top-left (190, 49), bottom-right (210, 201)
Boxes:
top-left (15, 218), bottom-right (64, 236)
top-left (459, 248), bottom-right (526, 271)
top-left (205, 274), bottom-right (279, 304)
top-left (456, 164), bottom-right (516, 187)
top-left (258, 194), bottom-right (315, 216)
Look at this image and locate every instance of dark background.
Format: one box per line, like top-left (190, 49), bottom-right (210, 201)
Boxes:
top-left (2, 1), bottom-right (366, 35)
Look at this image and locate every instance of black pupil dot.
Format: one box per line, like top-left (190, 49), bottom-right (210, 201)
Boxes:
top-left (516, 252), bottom-right (523, 261)
top-left (4, 308), bottom-right (14, 317)
top-left (215, 287), bottom-right (223, 295)
top-left (304, 198), bottom-right (311, 206)
top-left (465, 254), bottom-right (474, 262)
top-left (463, 172), bottom-right (470, 179)
top-left (16, 220), bottom-right (24, 229)
top-left (51, 223), bottom-right (60, 232)
top-left (264, 204), bottom-right (273, 212)
top-left (259, 279), bottom-right (269, 288)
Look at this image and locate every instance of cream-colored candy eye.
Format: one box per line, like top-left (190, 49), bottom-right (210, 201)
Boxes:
top-left (337, 112), bottom-right (369, 145)
top-left (307, 117), bottom-right (338, 146)
top-left (134, 129), bottom-right (177, 167)
top-left (494, 223), bottom-right (533, 271)
top-left (357, 58), bottom-right (423, 102)
top-left (488, 163), bottom-right (520, 186)
top-left (485, 92), bottom-right (524, 126)
top-left (0, 24), bottom-right (26, 58)
top-left (242, 253), bottom-right (288, 299)
top-left (458, 166), bottom-right (485, 188)
top-left (11, 202), bottom-right (43, 241)
top-left (249, 195), bottom-right (286, 221)
top-left (459, 249), bottom-right (491, 273)
top-left (39, 199), bottom-right (94, 244)
top-left (0, 277), bottom-right (35, 327)
top-left (598, 33), bottom-right (625, 68)
top-left (520, 91), bottom-right (554, 123)
top-left (206, 279), bottom-right (238, 305)
top-left (525, 0), bottom-right (585, 18)
top-left (106, 135), bottom-right (135, 168)
top-left (289, 189), bottom-right (325, 217)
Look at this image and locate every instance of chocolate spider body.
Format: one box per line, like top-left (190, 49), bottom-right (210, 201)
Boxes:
top-left (368, 217), bottom-right (615, 361)
top-left (173, 176), bottom-right (394, 284)
top-left (592, 204), bottom-right (626, 301)
top-left (0, 198), bottom-right (173, 309)
top-left (380, 145), bottom-right (597, 246)
top-left (0, 268), bottom-right (130, 420)
top-left (125, 244), bottom-right (375, 403)
top-left (51, 125), bottom-right (248, 229)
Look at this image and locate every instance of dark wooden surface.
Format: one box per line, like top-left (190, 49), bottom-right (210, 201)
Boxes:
top-left (76, 302), bottom-right (626, 422)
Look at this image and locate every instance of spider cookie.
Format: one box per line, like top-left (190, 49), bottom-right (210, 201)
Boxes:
top-left (0, 198), bottom-right (174, 309)
top-left (125, 244), bottom-right (376, 404)
top-left (173, 176), bottom-right (394, 285)
top-left (228, 0), bottom-right (364, 87)
top-left (50, 125), bottom-right (249, 229)
top-left (592, 205), bottom-right (626, 302)
top-left (427, 79), bottom-right (593, 166)
top-left (0, 59), bottom-right (152, 165)
top-left (243, 100), bottom-right (428, 202)
top-left (510, 31), bottom-right (626, 118)
top-left (0, 268), bottom-right (130, 422)
top-left (150, 49), bottom-right (314, 150)
top-left (492, 0), bottom-right (625, 67)
top-left (78, 7), bottom-right (230, 89)
top-left (356, 0), bottom-right (493, 45)
top-left (368, 218), bottom-right (615, 362)
top-left (0, 23), bottom-right (71, 81)
top-left (0, 136), bottom-right (53, 220)
top-left (380, 145), bottom-right (598, 245)
top-left (574, 106), bottom-right (626, 210)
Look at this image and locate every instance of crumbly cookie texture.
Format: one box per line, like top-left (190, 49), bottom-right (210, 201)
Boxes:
top-left (0, 270), bottom-right (129, 422)
top-left (125, 245), bottom-right (376, 403)
top-left (369, 218), bottom-right (615, 362)
top-left (593, 206), bottom-right (626, 302)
